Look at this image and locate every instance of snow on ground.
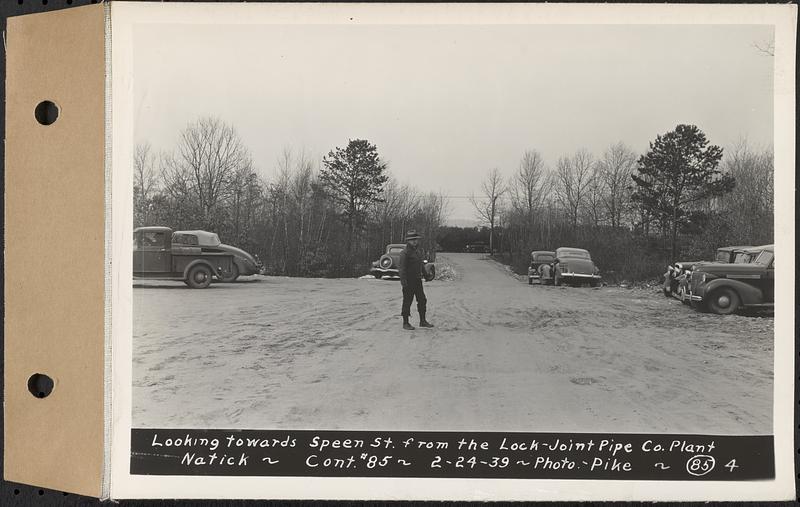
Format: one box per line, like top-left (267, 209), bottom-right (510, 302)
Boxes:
top-left (132, 253), bottom-right (773, 433)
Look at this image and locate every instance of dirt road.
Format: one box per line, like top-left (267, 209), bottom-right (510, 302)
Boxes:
top-left (132, 253), bottom-right (773, 434)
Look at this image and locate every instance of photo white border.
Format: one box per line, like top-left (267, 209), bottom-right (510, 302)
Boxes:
top-left (109, 2), bottom-right (796, 501)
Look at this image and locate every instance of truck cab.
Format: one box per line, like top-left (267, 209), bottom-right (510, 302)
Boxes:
top-left (133, 226), bottom-right (235, 288)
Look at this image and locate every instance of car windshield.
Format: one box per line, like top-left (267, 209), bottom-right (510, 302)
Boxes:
top-left (388, 247), bottom-right (404, 254)
top-left (714, 250), bottom-right (732, 262)
top-left (753, 250), bottom-right (774, 266)
top-left (140, 231), bottom-right (165, 248)
top-left (535, 255), bottom-right (554, 262)
top-left (558, 250), bottom-right (590, 260)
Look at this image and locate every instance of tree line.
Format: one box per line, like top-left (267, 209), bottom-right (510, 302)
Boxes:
top-left (136, 119), bottom-right (772, 282)
top-left (134, 116), bottom-right (447, 278)
top-left (468, 124), bottom-right (773, 282)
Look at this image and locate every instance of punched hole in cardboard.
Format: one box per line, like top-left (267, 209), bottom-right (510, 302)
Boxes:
top-left (27, 373), bottom-right (54, 399)
top-left (34, 100), bottom-right (59, 125)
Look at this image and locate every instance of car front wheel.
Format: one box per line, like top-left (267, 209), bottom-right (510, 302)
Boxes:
top-left (219, 264), bottom-right (240, 283)
top-left (424, 263), bottom-right (436, 282)
top-left (186, 264), bottom-right (213, 289)
top-left (707, 288), bottom-right (740, 315)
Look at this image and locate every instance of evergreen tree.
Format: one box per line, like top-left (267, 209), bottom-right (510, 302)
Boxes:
top-left (320, 139), bottom-right (389, 251)
top-left (631, 124), bottom-right (733, 260)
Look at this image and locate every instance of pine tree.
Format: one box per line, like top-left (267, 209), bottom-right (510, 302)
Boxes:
top-left (631, 124), bottom-right (734, 260)
top-left (320, 139), bottom-right (389, 251)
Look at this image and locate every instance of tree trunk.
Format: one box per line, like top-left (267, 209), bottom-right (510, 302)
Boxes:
top-left (670, 206), bottom-right (678, 261)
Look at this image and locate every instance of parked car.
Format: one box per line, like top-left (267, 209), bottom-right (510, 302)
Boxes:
top-left (133, 226), bottom-right (235, 289)
top-left (527, 250), bottom-right (555, 285)
top-left (370, 244), bottom-right (436, 281)
top-left (465, 242), bottom-right (491, 253)
top-left (552, 247), bottom-right (601, 287)
top-left (174, 230), bottom-right (261, 282)
top-left (688, 245), bottom-right (774, 315)
top-left (663, 245), bottom-right (753, 300)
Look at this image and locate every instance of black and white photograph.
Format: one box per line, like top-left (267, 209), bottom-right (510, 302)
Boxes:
top-left (109, 2), bottom-right (795, 501)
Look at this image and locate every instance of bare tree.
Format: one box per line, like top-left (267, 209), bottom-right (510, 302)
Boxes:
top-left (371, 178), bottom-right (419, 246)
top-left (133, 142), bottom-right (159, 226)
top-left (470, 168), bottom-right (506, 253)
top-left (415, 191), bottom-right (449, 260)
top-left (596, 142), bottom-right (637, 228)
top-left (291, 151), bottom-right (316, 271)
top-left (718, 140), bottom-right (773, 244)
top-left (510, 150), bottom-right (550, 218)
top-left (554, 149), bottom-right (595, 228)
top-left (159, 150), bottom-right (199, 230)
top-left (175, 116), bottom-right (252, 230)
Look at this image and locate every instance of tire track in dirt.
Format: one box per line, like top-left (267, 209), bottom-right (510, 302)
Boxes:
top-left (132, 255), bottom-right (773, 433)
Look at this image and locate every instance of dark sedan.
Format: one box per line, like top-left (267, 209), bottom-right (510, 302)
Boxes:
top-left (553, 247), bottom-right (601, 287)
top-left (688, 245), bottom-right (774, 314)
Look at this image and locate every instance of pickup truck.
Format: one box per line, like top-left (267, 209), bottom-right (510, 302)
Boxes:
top-left (133, 226), bottom-right (235, 288)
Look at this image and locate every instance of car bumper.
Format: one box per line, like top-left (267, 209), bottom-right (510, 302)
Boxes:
top-left (560, 272), bottom-right (601, 279)
top-left (371, 268), bottom-right (399, 275)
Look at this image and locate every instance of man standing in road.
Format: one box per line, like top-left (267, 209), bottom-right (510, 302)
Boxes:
top-left (398, 230), bottom-right (433, 330)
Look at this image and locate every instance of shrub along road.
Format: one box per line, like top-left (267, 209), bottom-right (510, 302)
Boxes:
top-left (132, 253), bottom-right (773, 434)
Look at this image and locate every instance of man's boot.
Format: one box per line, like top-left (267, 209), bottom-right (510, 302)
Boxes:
top-left (403, 316), bottom-right (415, 330)
top-left (419, 312), bottom-right (434, 328)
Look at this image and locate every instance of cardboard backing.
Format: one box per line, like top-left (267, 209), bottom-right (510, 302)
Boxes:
top-left (4, 4), bottom-right (106, 497)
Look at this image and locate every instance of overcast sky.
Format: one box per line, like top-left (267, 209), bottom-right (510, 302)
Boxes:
top-left (133, 23), bottom-right (774, 223)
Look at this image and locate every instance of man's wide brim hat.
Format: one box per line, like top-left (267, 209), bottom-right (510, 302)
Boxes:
top-left (405, 230), bottom-right (423, 241)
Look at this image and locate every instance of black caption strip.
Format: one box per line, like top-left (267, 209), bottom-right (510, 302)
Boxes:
top-left (131, 430), bottom-right (773, 480)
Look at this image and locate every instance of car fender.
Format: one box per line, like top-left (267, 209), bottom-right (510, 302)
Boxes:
top-left (232, 255), bottom-right (259, 276)
top-left (703, 277), bottom-right (764, 306)
top-left (182, 258), bottom-right (224, 280)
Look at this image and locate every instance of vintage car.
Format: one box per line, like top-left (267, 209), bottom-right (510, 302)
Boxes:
top-left (465, 242), bottom-right (491, 253)
top-left (133, 226), bottom-right (235, 289)
top-left (688, 245), bottom-right (774, 315)
top-left (370, 243), bottom-right (435, 281)
top-left (527, 250), bottom-right (556, 285)
top-left (663, 245), bottom-right (753, 300)
top-left (552, 247), bottom-right (601, 287)
top-left (174, 230), bottom-right (261, 282)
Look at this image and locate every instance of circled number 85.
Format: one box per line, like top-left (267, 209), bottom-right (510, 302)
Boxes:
top-left (686, 455), bottom-right (715, 476)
